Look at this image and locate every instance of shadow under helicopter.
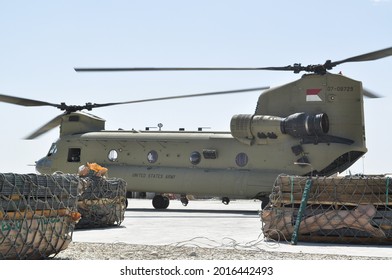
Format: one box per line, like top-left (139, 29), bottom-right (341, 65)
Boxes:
top-left (73, 205), bottom-right (259, 233)
top-left (125, 207), bottom-right (259, 217)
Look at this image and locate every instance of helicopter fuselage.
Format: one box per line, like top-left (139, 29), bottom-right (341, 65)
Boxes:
top-left (35, 73), bottom-right (368, 208)
top-left (36, 124), bottom-right (365, 195)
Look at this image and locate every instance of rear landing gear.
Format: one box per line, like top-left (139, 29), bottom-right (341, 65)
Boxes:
top-left (152, 194), bottom-right (170, 209)
top-left (222, 197), bottom-right (230, 205)
top-left (260, 196), bottom-right (270, 209)
top-left (180, 194), bottom-right (189, 206)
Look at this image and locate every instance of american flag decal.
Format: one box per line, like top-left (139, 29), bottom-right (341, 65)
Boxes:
top-left (306, 88), bottom-right (322, 101)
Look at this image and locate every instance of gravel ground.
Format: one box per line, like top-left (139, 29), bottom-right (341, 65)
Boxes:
top-left (54, 242), bottom-right (392, 260)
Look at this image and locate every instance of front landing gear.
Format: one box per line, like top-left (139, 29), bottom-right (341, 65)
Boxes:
top-left (152, 194), bottom-right (170, 209)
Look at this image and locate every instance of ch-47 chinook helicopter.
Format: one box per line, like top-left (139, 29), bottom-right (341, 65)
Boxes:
top-left (1, 46), bottom-right (391, 209)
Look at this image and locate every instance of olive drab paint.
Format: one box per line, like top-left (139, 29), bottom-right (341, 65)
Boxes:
top-left (35, 72), bottom-right (367, 209)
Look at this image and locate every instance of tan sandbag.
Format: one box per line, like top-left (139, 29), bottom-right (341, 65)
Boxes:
top-left (0, 215), bottom-right (77, 259)
top-left (262, 204), bottom-right (385, 240)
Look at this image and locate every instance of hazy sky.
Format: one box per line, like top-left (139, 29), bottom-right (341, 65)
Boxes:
top-left (0, 0), bottom-right (391, 175)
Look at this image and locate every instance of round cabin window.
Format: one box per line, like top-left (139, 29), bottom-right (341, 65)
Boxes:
top-left (147, 150), bottom-right (158, 163)
top-left (108, 149), bottom-right (118, 162)
top-left (235, 152), bottom-right (248, 167)
top-left (189, 151), bottom-right (201, 165)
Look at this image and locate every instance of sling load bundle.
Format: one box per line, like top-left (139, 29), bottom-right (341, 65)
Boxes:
top-left (261, 175), bottom-right (392, 244)
top-left (0, 173), bottom-right (83, 259)
top-left (76, 163), bottom-right (127, 228)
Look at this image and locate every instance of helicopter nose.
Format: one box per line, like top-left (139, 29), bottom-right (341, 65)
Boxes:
top-left (35, 157), bottom-right (52, 174)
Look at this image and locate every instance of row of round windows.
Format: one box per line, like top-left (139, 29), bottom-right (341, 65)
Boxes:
top-left (107, 149), bottom-right (249, 167)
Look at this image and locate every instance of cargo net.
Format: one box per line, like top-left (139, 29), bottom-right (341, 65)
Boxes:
top-left (0, 173), bottom-right (82, 259)
top-left (76, 176), bottom-right (127, 229)
top-left (261, 175), bottom-right (392, 245)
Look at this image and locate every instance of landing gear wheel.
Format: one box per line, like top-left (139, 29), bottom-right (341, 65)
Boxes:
top-left (152, 195), bottom-right (170, 209)
top-left (222, 197), bottom-right (230, 205)
top-left (260, 197), bottom-right (270, 209)
top-left (163, 196), bottom-right (169, 208)
top-left (180, 195), bottom-right (189, 206)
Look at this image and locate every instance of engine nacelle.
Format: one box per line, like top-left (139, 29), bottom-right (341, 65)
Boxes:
top-left (281, 112), bottom-right (329, 138)
top-left (230, 112), bottom-right (329, 144)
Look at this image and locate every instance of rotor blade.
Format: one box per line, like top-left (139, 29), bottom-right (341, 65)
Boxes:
top-left (75, 46), bottom-right (392, 74)
top-left (0, 93), bottom-right (59, 107)
top-left (363, 88), bottom-right (382, 98)
top-left (75, 67), bottom-right (292, 72)
top-left (25, 114), bottom-right (64, 139)
top-left (91, 86), bottom-right (270, 109)
top-left (331, 46), bottom-right (392, 67)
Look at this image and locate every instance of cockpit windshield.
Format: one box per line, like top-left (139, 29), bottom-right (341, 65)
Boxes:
top-left (47, 143), bottom-right (57, 156)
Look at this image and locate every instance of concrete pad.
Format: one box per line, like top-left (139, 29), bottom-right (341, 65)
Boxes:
top-left (71, 198), bottom-right (392, 258)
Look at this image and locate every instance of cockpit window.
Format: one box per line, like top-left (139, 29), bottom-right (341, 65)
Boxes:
top-left (47, 143), bottom-right (57, 157)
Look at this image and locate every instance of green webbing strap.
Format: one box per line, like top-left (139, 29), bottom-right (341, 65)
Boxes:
top-left (386, 177), bottom-right (390, 205)
top-left (291, 178), bottom-right (313, 245)
top-left (290, 176), bottom-right (294, 204)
